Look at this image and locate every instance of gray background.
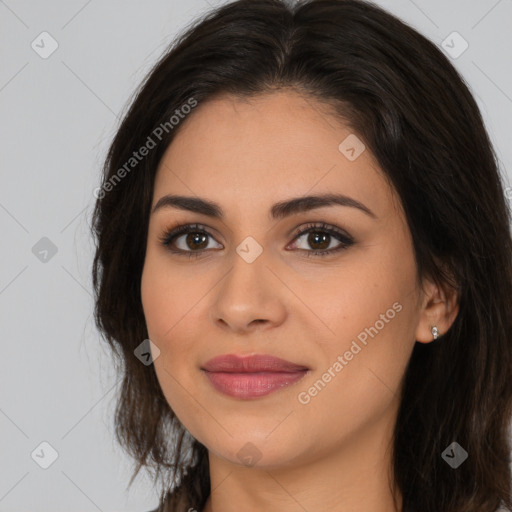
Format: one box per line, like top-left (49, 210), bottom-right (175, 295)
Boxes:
top-left (1, 0), bottom-right (511, 511)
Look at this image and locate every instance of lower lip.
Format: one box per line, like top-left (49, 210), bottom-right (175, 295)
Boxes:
top-left (203, 370), bottom-right (308, 399)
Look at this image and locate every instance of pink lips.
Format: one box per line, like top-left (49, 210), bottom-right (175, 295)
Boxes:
top-left (201, 354), bottom-right (309, 399)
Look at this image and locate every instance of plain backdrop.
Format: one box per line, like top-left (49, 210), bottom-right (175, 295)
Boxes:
top-left (1, 0), bottom-right (511, 511)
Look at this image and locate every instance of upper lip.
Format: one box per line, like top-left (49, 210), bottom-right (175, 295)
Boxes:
top-left (201, 354), bottom-right (309, 373)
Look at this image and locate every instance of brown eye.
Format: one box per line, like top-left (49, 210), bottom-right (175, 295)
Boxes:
top-left (183, 232), bottom-right (209, 250)
top-left (306, 231), bottom-right (331, 251)
top-left (159, 222), bottom-right (354, 259)
top-left (159, 223), bottom-right (222, 257)
top-left (289, 222), bottom-right (354, 257)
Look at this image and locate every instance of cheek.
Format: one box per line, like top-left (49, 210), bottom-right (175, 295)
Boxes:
top-left (140, 251), bottom-right (206, 379)
top-left (141, 255), bottom-right (206, 429)
top-left (140, 258), bottom-right (170, 339)
top-left (313, 255), bottom-right (414, 346)
top-left (310, 232), bottom-right (419, 387)
top-left (141, 250), bottom-right (197, 341)
top-left (296, 279), bottom-right (416, 453)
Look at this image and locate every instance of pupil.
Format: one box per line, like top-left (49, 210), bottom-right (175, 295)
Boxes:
top-left (187, 232), bottom-right (207, 250)
top-left (309, 232), bottom-right (329, 250)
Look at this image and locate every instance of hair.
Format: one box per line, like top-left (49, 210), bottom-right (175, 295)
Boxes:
top-left (90, 0), bottom-right (512, 510)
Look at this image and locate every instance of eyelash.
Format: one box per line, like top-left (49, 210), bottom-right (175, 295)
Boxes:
top-left (158, 222), bottom-right (355, 259)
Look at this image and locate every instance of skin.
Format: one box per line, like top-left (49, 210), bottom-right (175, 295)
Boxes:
top-left (140, 89), bottom-right (459, 512)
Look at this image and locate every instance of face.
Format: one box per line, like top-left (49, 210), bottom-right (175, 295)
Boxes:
top-left (141, 90), bottom-right (426, 469)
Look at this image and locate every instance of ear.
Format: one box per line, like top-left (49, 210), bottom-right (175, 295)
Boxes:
top-left (414, 275), bottom-right (459, 344)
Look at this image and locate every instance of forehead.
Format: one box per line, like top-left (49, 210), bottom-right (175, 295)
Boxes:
top-left (153, 90), bottom-right (399, 220)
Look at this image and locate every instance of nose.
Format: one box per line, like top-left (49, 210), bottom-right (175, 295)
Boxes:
top-left (210, 248), bottom-right (287, 334)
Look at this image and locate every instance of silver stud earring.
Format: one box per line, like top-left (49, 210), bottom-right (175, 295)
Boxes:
top-left (431, 326), bottom-right (439, 340)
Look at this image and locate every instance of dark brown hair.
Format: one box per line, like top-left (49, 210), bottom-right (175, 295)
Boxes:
top-left (91, 1), bottom-right (512, 510)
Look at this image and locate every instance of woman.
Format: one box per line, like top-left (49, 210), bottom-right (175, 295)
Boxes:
top-left (91, 0), bottom-right (512, 511)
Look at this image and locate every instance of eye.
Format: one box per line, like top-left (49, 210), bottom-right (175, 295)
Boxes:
top-left (158, 223), bottom-right (222, 258)
top-left (288, 222), bottom-right (354, 257)
top-left (158, 221), bottom-right (355, 258)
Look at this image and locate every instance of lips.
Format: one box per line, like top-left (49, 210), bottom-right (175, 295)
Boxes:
top-left (202, 354), bottom-right (309, 373)
top-left (201, 354), bottom-right (309, 399)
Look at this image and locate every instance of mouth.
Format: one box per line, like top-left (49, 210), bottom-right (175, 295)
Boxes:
top-left (201, 353), bottom-right (310, 399)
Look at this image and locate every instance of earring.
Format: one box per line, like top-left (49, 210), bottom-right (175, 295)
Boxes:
top-left (431, 326), bottom-right (439, 340)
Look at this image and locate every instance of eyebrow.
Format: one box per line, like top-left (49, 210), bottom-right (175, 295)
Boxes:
top-left (151, 193), bottom-right (376, 220)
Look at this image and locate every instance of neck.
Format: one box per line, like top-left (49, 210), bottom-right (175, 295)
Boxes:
top-left (202, 402), bottom-right (402, 512)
